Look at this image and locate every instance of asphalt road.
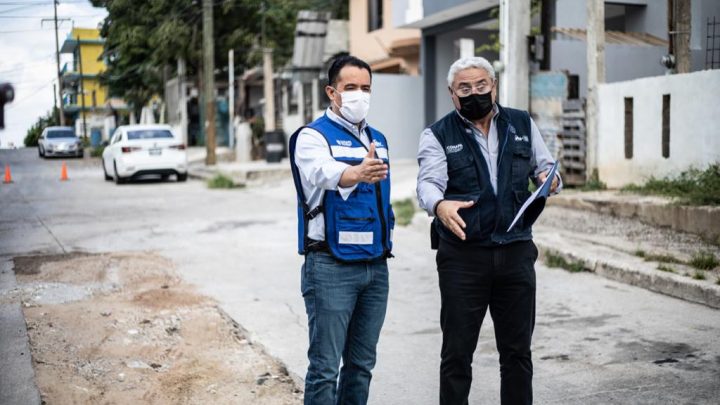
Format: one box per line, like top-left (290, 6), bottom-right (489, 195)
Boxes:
top-left (1, 148), bottom-right (719, 404)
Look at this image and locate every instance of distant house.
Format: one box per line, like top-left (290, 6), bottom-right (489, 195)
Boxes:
top-left (60, 27), bottom-right (128, 143)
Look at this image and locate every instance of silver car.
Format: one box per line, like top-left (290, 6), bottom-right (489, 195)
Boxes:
top-left (38, 126), bottom-right (84, 158)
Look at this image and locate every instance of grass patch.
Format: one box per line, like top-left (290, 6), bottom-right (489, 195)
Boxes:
top-left (657, 264), bottom-right (676, 273)
top-left (392, 198), bottom-right (416, 226)
top-left (545, 251), bottom-right (586, 273)
top-left (207, 174), bottom-right (237, 189)
top-left (90, 145), bottom-right (105, 158)
top-left (581, 176), bottom-right (607, 191)
top-left (621, 163), bottom-right (720, 205)
top-left (688, 251), bottom-right (719, 270)
top-left (692, 271), bottom-right (706, 280)
top-left (634, 249), bottom-right (682, 264)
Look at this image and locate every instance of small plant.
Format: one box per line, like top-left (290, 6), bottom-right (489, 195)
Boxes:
top-left (545, 252), bottom-right (586, 273)
top-left (90, 145), bottom-right (105, 158)
top-left (657, 264), bottom-right (675, 273)
top-left (645, 253), bottom-right (683, 264)
top-left (392, 198), bottom-right (416, 226)
top-left (634, 250), bottom-right (682, 264)
top-left (207, 174), bottom-right (236, 189)
top-left (692, 271), bottom-right (706, 280)
top-left (689, 251), bottom-right (719, 270)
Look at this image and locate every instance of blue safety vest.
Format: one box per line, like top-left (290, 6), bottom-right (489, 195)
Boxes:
top-left (289, 114), bottom-right (394, 262)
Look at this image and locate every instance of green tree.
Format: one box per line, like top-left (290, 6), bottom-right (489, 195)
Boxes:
top-left (89, 0), bottom-right (343, 113)
top-left (24, 107), bottom-right (59, 147)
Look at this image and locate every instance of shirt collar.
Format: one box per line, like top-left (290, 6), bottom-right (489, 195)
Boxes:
top-left (325, 107), bottom-right (368, 136)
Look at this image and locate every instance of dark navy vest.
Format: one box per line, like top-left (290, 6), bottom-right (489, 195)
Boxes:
top-left (430, 105), bottom-right (534, 246)
top-left (289, 114), bottom-right (394, 262)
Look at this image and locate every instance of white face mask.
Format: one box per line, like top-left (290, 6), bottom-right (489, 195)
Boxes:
top-left (334, 89), bottom-right (371, 124)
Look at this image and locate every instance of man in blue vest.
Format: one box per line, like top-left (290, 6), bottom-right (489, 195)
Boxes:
top-left (289, 55), bottom-right (395, 405)
top-left (416, 56), bottom-right (561, 405)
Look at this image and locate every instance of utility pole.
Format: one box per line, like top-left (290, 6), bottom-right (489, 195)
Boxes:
top-left (228, 49), bottom-right (235, 150)
top-left (669, 0), bottom-right (692, 73)
top-left (499, 0), bottom-right (530, 109)
top-left (52, 83), bottom-right (57, 120)
top-left (263, 49), bottom-right (276, 132)
top-left (540, 0), bottom-right (552, 70)
top-left (42, 0), bottom-right (67, 125)
top-left (202, 0), bottom-right (216, 165)
top-left (586, 0), bottom-right (605, 182)
top-left (77, 35), bottom-right (87, 140)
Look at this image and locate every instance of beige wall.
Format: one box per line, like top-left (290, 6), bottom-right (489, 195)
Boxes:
top-left (349, 0), bottom-right (420, 74)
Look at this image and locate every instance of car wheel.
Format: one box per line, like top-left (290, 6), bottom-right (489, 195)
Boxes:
top-left (114, 161), bottom-right (127, 185)
top-left (102, 159), bottom-right (112, 181)
top-left (78, 151), bottom-right (84, 159)
top-left (177, 173), bottom-right (188, 182)
top-left (39, 146), bottom-right (45, 158)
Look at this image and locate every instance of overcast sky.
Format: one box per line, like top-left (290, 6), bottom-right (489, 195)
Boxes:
top-left (0, 0), bottom-right (107, 148)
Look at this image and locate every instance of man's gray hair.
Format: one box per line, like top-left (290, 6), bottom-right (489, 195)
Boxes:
top-left (446, 56), bottom-right (496, 88)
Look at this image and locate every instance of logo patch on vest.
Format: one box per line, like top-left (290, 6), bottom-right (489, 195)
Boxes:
top-left (446, 144), bottom-right (464, 154)
top-left (514, 135), bottom-right (529, 143)
top-left (336, 140), bottom-right (353, 147)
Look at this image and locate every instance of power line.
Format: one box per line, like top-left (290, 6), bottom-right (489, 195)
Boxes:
top-left (0, 27), bottom-right (55, 34)
top-left (0, 13), bottom-right (106, 18)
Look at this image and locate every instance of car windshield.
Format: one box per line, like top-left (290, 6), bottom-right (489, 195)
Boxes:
top-left (47, 130), bottom-right (75, 139)
top-left (127, 130), bottom-right (174, 140)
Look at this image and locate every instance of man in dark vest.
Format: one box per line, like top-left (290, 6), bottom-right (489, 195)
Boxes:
top-left (289, 55), bottom-right (395, 405)
top-left (416, 56), bottom-right (561, 405)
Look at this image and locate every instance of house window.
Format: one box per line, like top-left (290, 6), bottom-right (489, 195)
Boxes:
top-left (662, 94), bottom-right (670, 158)
top-left (624, 97), bottom-right (633, 159)
top-left (368, 0), bottom-right (383, 32)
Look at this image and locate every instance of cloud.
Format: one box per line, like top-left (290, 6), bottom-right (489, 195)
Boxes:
top-left (0, 1), bottom-right (107, 148)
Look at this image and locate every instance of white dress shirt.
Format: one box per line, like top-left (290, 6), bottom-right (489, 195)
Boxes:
top-left (293, 108), bottom-right (370, 241)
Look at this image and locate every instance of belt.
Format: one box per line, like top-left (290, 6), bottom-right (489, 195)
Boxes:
top-left (306, 240), bottom-right (329, 253)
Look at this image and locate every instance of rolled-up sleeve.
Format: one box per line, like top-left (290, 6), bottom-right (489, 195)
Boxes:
top-left (416, 128), bottom-right (448, 216)
top-left (529, 118), bottom-right (563, 194)
top-left (294, 127), bottom-right (357, 198)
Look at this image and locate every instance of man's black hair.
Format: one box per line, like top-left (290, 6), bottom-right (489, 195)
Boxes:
top-left (327, 55), bottom-right (372, 87)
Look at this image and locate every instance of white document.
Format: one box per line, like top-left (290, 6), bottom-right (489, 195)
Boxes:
top-left (506, 161), bottom-right (559, 232)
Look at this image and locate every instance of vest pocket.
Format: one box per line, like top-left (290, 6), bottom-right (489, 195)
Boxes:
top-left (333, 204), bottom-right (378, 257)
top-left (447, 153), bottom-right (479, 194)
top-left (511, 147), bottom-right (532, 188)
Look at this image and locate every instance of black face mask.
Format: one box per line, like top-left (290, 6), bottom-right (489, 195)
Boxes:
top-left (457, 91), bottom-right (494, 121)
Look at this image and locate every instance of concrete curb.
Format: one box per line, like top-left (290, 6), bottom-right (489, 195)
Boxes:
top-left (188, 162), bottom-right (291, 187)
top-left (533, 232), bottom-right (720, 310)
top-left (547, 192), bottom-right (720, 244)
top-left (0, 259), bottom-right (42, 405)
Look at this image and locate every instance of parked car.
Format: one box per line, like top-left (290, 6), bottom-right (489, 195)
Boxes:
top-left (102, 124), bottom-right (188, 184)
top-left (38, 126), bottom-right (83, 158)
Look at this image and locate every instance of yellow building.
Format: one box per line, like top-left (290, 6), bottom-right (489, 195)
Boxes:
top-left (60, 27), bottom-right (126, 141)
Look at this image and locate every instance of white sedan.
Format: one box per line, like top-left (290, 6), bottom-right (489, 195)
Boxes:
top-left (102, 124), bottom-right (188, 184)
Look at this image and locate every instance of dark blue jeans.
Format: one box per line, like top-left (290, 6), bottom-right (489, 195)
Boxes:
top-left (301, 251), bottom-right (389, 405)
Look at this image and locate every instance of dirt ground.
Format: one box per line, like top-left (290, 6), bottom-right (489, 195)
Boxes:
top-left (11, 251), bottom-right (302, 405)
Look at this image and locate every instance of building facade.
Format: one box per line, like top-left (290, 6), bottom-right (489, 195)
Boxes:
top-left (60, 27), bottom-right (127, 143)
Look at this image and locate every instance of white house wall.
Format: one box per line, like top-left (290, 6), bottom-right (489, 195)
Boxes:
top-left (597, 69), bottom-right (720, 188)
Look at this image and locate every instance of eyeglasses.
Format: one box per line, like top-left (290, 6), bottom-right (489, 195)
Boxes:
top-left (454, 82), bottom-right (494, 97)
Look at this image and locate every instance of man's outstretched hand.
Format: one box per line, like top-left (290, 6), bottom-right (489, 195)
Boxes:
top-left (339, 142), bottom-right (388, 187)
top-left (436, 200), bottom-right (475, 240)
